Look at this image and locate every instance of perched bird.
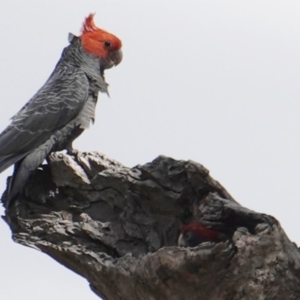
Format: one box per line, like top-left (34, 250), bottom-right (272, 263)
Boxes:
top-left (1, 14), bottom-right (122, 207)
top-left (178, 223), bottom-right (224, 247)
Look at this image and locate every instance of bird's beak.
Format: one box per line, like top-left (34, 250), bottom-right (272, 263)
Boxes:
top-left (178, 233), bottom-right (186, 247)
top-left (108, 49), bottom-right (123, 68)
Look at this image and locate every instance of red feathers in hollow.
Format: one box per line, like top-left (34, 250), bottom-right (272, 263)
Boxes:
top-left (182, 223), bottom-right (219, 240)
top-left (178, 223), bottom-right (223, 247)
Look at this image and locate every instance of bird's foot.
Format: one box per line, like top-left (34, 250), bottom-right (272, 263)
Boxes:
top-left (66, 147), bottom-right (82, 161)
top-left (66, 143), bottom-right (79, 156)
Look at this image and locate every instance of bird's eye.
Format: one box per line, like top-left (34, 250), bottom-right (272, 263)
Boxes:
top-left (185, 232), bottom-right (192, 241)
top-left (104, 41), bottom-right (111, 48)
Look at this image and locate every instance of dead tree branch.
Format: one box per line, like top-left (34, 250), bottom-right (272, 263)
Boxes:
top-left (2, 152), bottom-right (300, 300)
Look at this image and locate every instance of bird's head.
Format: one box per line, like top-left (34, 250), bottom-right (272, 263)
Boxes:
top-left (80, 14), bottom-right (122, 69)
top-left (178, 223), bottom-right (221, 247)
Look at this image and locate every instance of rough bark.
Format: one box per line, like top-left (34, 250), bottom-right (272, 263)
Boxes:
top-left (2, 152), bottom-right (300, 300)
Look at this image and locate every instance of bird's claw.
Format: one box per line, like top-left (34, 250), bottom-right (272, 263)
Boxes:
top-left (67, 148), bottom-right (82, 162)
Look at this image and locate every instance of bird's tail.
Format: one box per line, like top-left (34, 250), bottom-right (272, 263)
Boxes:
top-left (5, 161), bottom-right (31, 208)
top-left (4, 138), bottom-right (54, 208)
top-left (0, 153), bottom-right (27, 174)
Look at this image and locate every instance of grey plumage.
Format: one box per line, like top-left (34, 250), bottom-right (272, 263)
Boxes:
top-left (1, 35), bottom-right (121, 207)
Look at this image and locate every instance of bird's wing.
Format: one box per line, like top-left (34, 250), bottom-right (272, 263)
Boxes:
top-left (0, 65), bottom-right (89, 172)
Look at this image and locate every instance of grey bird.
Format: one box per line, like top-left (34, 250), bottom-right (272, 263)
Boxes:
top-left (1, 14), bottom-right (122, 207)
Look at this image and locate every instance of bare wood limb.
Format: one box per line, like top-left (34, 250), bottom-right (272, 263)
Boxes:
top-left (2, 152), bottom-right (300, 300)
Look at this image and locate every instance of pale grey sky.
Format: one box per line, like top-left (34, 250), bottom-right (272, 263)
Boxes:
top-left (1, 1), bottom-right (300, 299)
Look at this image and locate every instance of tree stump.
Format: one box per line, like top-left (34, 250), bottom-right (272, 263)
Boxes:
top-left (2, 152), bottom-right (300, 300)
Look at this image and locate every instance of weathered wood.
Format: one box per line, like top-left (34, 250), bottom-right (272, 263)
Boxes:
top-left (2, 152), bottom-right (300, 300)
